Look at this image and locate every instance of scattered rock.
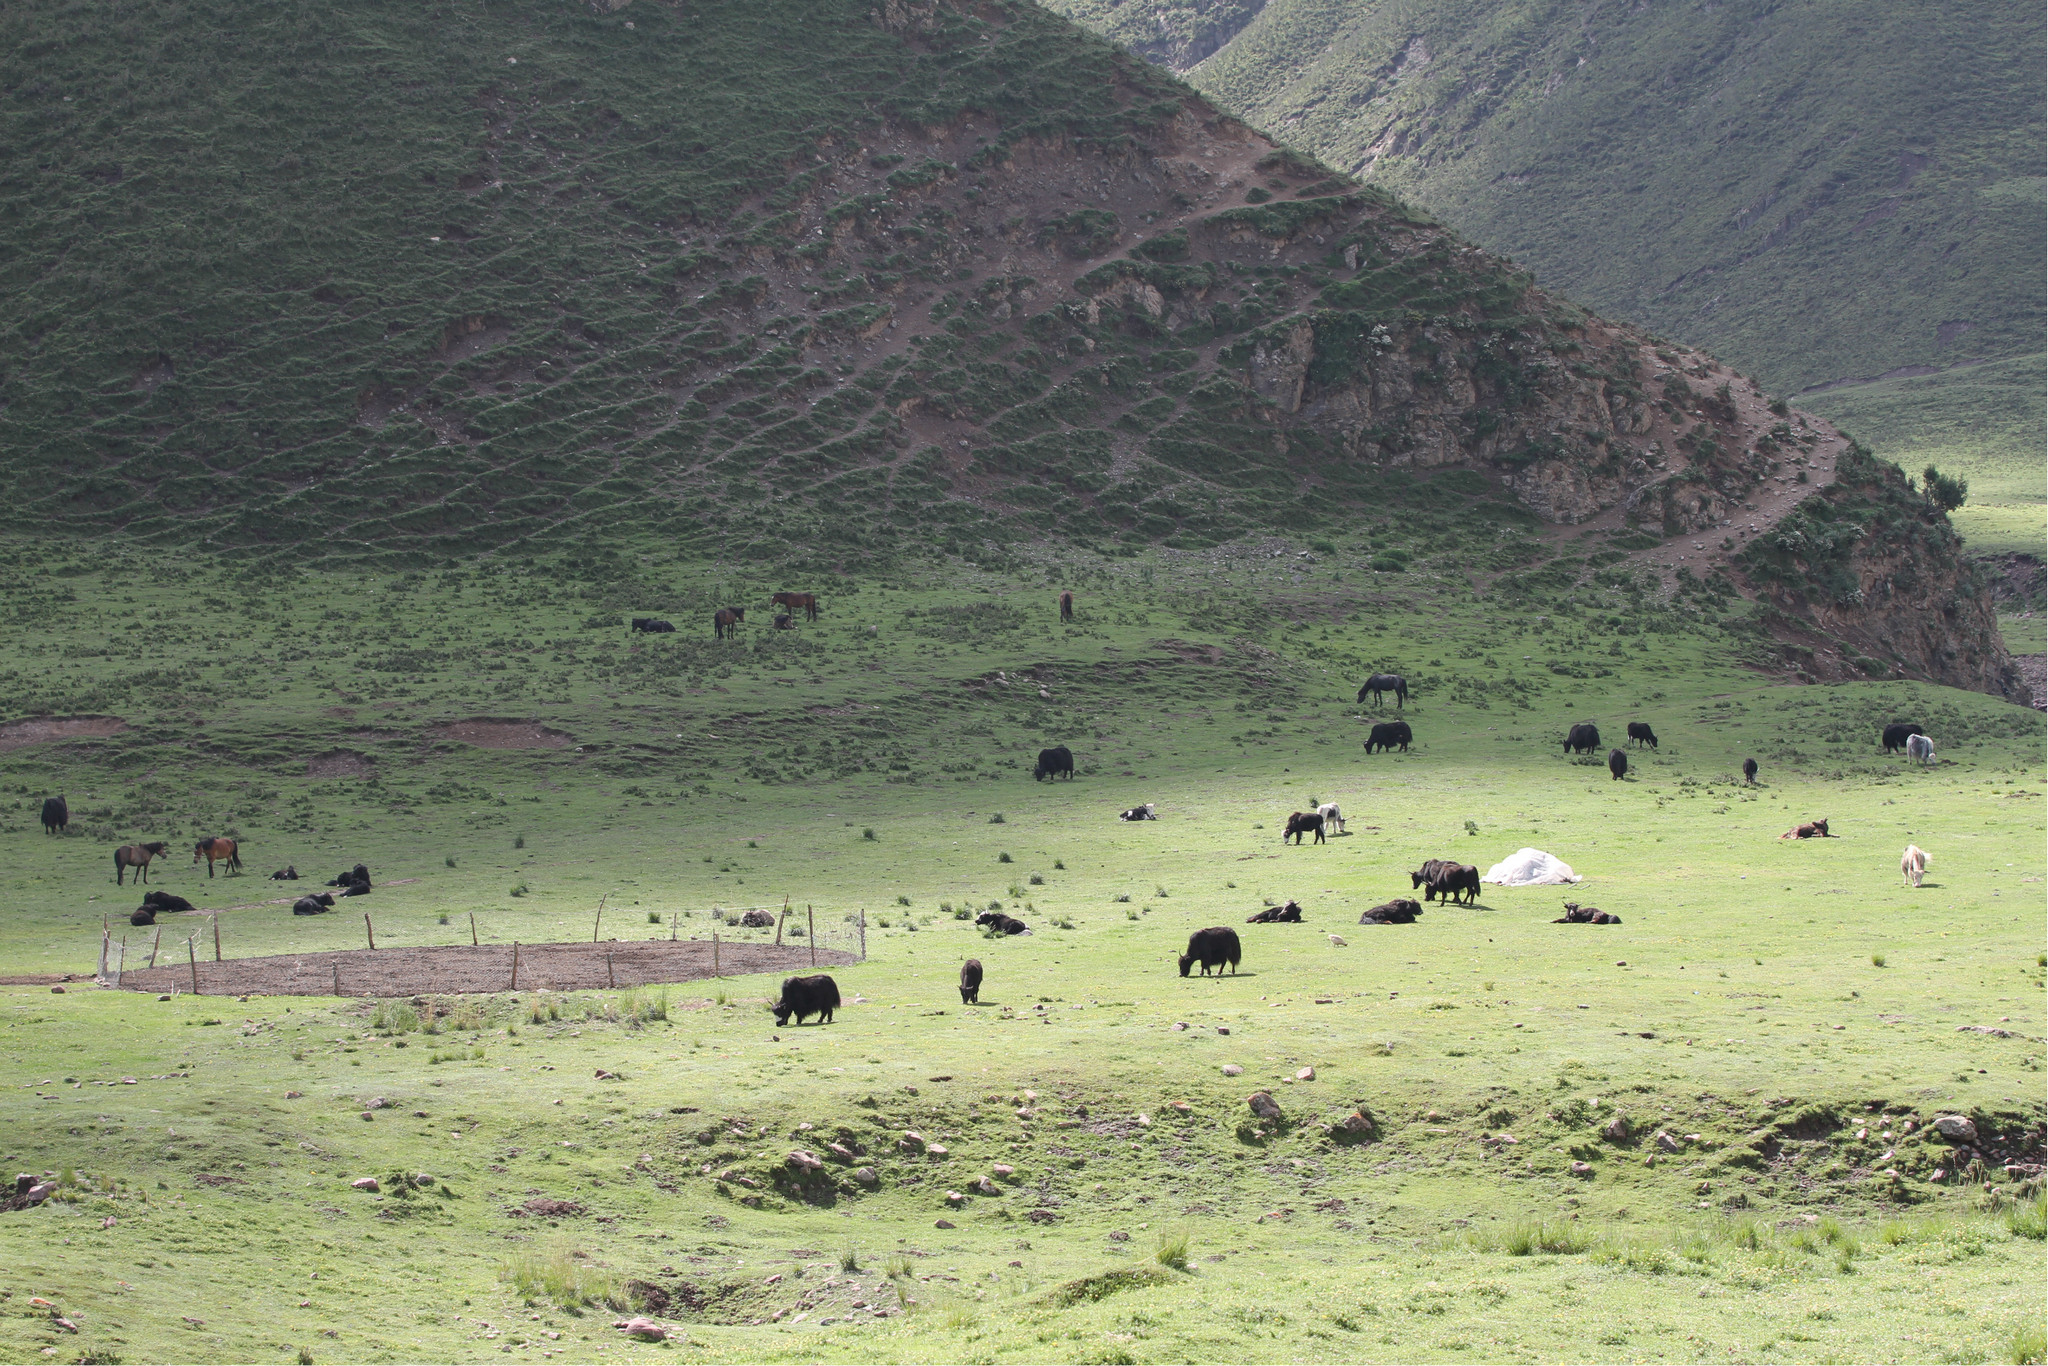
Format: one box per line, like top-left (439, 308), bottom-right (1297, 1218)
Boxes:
top-left (366, 1096), bottom-right (390, 1109)
top-left (944, 1190), bottom-right (965, 1206)
top-left (1655, 1131), bottom-right (1682, 1153)
top-left (972, 1177), bottom-right (1000, 1196)
top-left (928, 1143), bottom-right (949, 1157)
top-left (898, 1130), bottom-right (927, 1152)
top-left (413, 1174), bottom-right (434, 1187)
top-left (284, 1091), bottom-right (302, 1099)
top-left (1570, 1161), bottom-right (1595, 1178)
top-left (1958, 1025), bottom-right (2020, 1039)
top-left (618, 1317), bottom-right (665, 1341)
top-left (826, 1142), bottom-right (855, 1162)
top-left (934, 1219), bottom-right (956, 1229)
top-left (1221, 1064), bottom-right (1244, 1077)
top-left (351, 1177), bottom-right (380, 1192)
top-left (1107, 1230), bottom-right (1130, 1242)
top-left (853, 1167), bottom-right (878, 1186)
top-left (1025, 1208), bottom-right (1058, 1224)
top-left (787, 1150), bottom-right (824, 1173)
top-left (412, 1110), bottom-right (429, 1118)
top-left (359, 1111), bottom-right (377, 1122)
top-left (1602, 1113), bottom-right (1631, 1142)
top-left (1170, 1022), bottom-right (1188, 1032)
top-left (1246, 1091), bottom-right (1284, 1121)
top-left (1934, 1115), bottom-right (1978, 1143)
top-left (1216, 1026), bottom-right (1231, 1035)
top-left (991, 1163), bottom-right (1015, 1177)
top-left (594, 1069), bottom-right (620, 1081)
top-left (1336, 1111), bottom-right (1374, 1136)
top-left (1296, 1067), bottom-right (1315, 1081)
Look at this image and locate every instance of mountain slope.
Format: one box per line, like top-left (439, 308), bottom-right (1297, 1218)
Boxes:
top-left (1043, 0), bottom-right (2046, 397)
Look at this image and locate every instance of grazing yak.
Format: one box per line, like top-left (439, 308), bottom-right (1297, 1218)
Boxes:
top-left (1901, 845), bottom-right (1930, 888)
top-left (292, 893), bottom-right (337, 916)
top-left (1433, 864), bottom-right (1481, 906)
top-left (1247, 900), bottom-right (1304, 924)
top-left (1742, 758), bottom-right (1759, 784)
top-left (113, 842), bottom-right (169, 885)
top-left (1555, 901), bottom-right (1622, 924)
top-left (1626, 722), bottom-right (1658, 749)
top-left (40, 795), bottom-right (68, 836)
top-left (738, 908), bottom-right (775, 928)
top-left (1358, 898), bottom-right (1424, 925)
top-left (1357, 673), bottom-right (1409, 709)
top-left (772, 974), bottom-right (841, 1027)
top-left (1118, 803), bottom-right (1157, 821)
top-left (975, 910), bottom-right (1030, 935)
top-left (1563, 723), bottom-right (1601, 755)
top-left (1882, 722), bottom-right (1926, 754)
top-left (1316, 802), bottom-right (1345, 834)
top-left (1282, 811), bottom-right (1325, 845)
top-left (1178, 926), bottom-right (1242, 977)
top-left (1364, 721), bottom-right (1412, 754)
top-left (1411, 859), bottom-right (1453, 896)
top-left (1905, 734), bottom-right (1936, 766)
top-left (1608, 748), bottom-right (1629, 781)
top-left (959, 958), bottom-right (984, 1004)
top-left (1780, 818), bottom-right (1833, 840)
top-left (630, 617), bottom-right (675, 633)
top-left (1033, 746), bottom-right (1075, 781)
top-left (1059, 591), bottom-right (1074, 623)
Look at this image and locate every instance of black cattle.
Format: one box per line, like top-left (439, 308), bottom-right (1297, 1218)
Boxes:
top-left (1555, 901), bottom-right (1622, 925)
top-left (1178, 926), bottom-right (1242, 977)
top-left (1282, 811), bottom-right (1325, 845)
top-left (1626, 722), bottom-right (1658, 749)
top-left (739, 908), bottom-right (775, 928)
top-left (630, 617), bottom-right (675, 633)
top-left (1410, 859), bottom-right (1454, 897)
top-left (772, 974), bottom-right (841, 1027)
top-left (1430, 864), bottom-right (1481, 906)
top-left (975, 910), bottom-right (1030, 935)
top-left (1364, 721), bottom-right (1412, 754)
top-left (139, 890), bottom-right (195, 914)
top-left (128, 906), bottom-right (158, 926)
top-left (1882, 722), bottom-right (1926, 754)
top-left (959, 958), bottom-right (983, 1005)
top-left (292, 893), bottom-right (336, 916)
top-left (1118, 804), bottom-right (1157, 821)
top-left (773, 613), bottom-right (794, 631)
top-left (1359, 898), bottom-right (1424, 925)
top-left (1563, 723), bottom-right (1601, 754)
top-left (269, 866), bottom-right (299, 881)
top-left (1247, 900), bottom-right (1304, 924)
top-left (1033, 746), bottom-right (1075, 781)
top-left (1742, 758), bottom-right (1758, 784)
top-left (326, 864), bottom-right (370, 889)
top-left (39, 795), bottom-right (67, 836)
top-left (1608, 748), bottom-right (1629, 781)
top-left (1357, 673), bottom-right (1409, 709)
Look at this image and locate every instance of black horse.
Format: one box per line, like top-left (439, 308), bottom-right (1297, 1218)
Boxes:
top-left (1357, 673), bottom-right (1408, 709)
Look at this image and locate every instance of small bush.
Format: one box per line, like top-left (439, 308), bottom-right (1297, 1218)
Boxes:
top-left (895, 895), bottom-right (911, 906)
top-left (1503, 1221), bottom-right (1590, 1256)
top-left (1053, 858), bottom-right (1065, 870)
top-left (840, 1247), bottom-right (861, 1272)
top-left (1028, 873), bottom-right (1044, 885)
top-left (514, 835), bottom-right (525, 849)
top-left (646, 911), bottom-right (661, 924)
top-left (862, 828), bottom-right (877, 841)
top-left (1871, 953), bottom-right (1887, 967)
top-left (509, 882), bottom-right (528, 897)
top-left (1113, 893), bottom-right (1130, 903)
top-left (988, 812), bottom-right (1006, 824)
top-left (2009, 1196), bottom-right (2047, 1241)
top-left (1155, 1228), bottom-right (1192, 1271)
top-left (998, 851), bottom-right (1013, 863)
top-left (2009, 1324), bottom-right (2047, 1366)
top-left (503, 1248), bottom-right (622, 1309)
top-left (437, 913), bottom-right (450, 925)
top-left (445, 856), bottom-right (457, 868)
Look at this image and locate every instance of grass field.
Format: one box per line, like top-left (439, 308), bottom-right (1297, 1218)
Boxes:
top-left (0, 540), bottom-right (2042, 1364)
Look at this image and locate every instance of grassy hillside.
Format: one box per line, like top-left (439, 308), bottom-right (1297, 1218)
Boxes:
top-left (1044, 0), bottom-right (2045, 413)
top-left (0, 541), bottom-right (2043, 1363)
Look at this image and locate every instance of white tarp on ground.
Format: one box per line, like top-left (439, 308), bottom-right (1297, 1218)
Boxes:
top-left (1482, 847), bottom-right (1583, 886)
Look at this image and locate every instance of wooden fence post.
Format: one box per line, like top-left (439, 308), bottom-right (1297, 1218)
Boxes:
top-left (593, 893), bottom-right (608, 944)
top-left (510, 941), bottom-right (520, 991)
top-left (470, 912), bottom-right (478, 947)
top-left (670, 910), bottom-right (677, 942)
top-left (808, 905), bottom-right (816, 966)
top-left (774, 894), bottom-right (789, 947)
top-left (858, 908), bottom-right (867, 961)
top-left (332, 960), bottom-right (340, 997)
top-left (364, 913), bottom-right (375, 951)
top-left (212, 913), bottom-right (222, 962)
top-left (607, 953), bottom-right (616, 989)
top-left (148, 926), bottom-right (162, 969)
top-left (187, 938), bottom-right (200, 995)
top-left (712, 931), bottom-right (720, 979)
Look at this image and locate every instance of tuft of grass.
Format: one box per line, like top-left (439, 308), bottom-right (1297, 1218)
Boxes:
top-left (1871, 952), bottom-right (1887, 967)
top-left (645, 911), bottom-right (661, 923)
top-left (839, 1247), bottom-right (861, 1273)
top-left (1045, 1265), bottom-right (1172, 1307)
top-left (2007, 1196), bottom-right (2047, 1241)
top-left (1053, 858), bottom-right (1065, 869)
top-left (1155, 1227), bottom-right (1192, 1271)
top-left (2009, 1324), bottom-right (2047, 1366)
top-left (988, 812), bottom-right (1006, 824)
top-left (998, 851), bottom-right (1013, 863)
top-left (895, 894), bottom-right (911, 905)
top-left (514, 835), bottom-right (525, 850)
top-left (862, 828), bottom-right (877, 841)
top-left (1028, 872), bottom-right (1045, 885)
top-left (444, 856), bottom-right (456, 868)
top-left (1502, 1221), bottom-right (1591, 1256)
top-left (502, 1248), bottom-right (622, 1309)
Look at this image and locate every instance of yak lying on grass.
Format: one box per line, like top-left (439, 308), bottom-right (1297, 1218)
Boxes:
top-left (1555, 901), bottom-right (1622, 924)
top-left (129, 890), bottom-right (197, 925)
top-left (976, 910), bottom-right (1029, 935)
top-left (772, 974), bottom-right (840, 1026)
top-left (1781, 818), bottom-right (1833, 839)
top-left (1358, 899), bottom-right (1423, 925)
top-left (1247, 900), bottom-right (1304, 923)
top-left (293, 893), bottom-right (336, 916)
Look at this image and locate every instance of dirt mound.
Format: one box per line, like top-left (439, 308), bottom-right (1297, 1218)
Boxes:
top-left (114, 940), bottom-right (853, 997)
top-left (0, 715), bottom-right (127, 752)
top-left (426, 719), bottom-right (572, 750)
top-left (307, 749), bottom-right (376, 778)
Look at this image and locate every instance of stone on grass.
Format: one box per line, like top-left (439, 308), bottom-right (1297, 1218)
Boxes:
top-left (1655, 1131), bottom-right (1682, 1153)
top-left (944, 1190), bottom-right (965, 1206)
top-left (1601, 1113), bottom-right (1630, 1142)
top-left (991, 1163), bottom-right (1015, 1177)
top-left (1933, 1115), bottom-right (1978, 1143)
top-left (973, 1177), bottom-right (1000, 1196)
top-left (853, 1167), bottom-right (878, 1186)
top-left (934, 1219), bottom-right (956, 1229)
top-left (619, 1317), bottom-right (665, 1341)
top-left (1337, 1111), bottom-right (1374, 1136)
top-left (1570, 1161), bottom-right (1594, 1178)
top-left (787, 1149), bottom-right (824, 1172)
top-left (350, 1177), bottom-right (380, 1192)
top-left (1296, 1067), bottom-right (1315, 1081)
top-left (1221, 1064), bottom-right (1244, 1077)
top-left (1246, 1091), bottom-right (1283, 1121)
top-left (826, 1142), bottom-right (855, 1162)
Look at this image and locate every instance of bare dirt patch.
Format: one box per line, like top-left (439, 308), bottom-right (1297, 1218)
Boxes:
top-left (114, 940), bottom-right (854, 997)
top-left (307, 750), bottom-right (376, 779)
top-left (425, 718), bottom-right (572, 750)
top-left (0, 715), bottom-right (128, 752)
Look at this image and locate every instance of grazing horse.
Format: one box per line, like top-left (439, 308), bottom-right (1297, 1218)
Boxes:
top-left (1059, 591), bottom-right (1074, 623)
top-left (772, 592), bottom-right (819, 621)
top-left (192, 836), bottom-right (242, 878)
top-left (714, 607), bottom-right (745, 640)
top-left (1357, 673), bottom-right (1408, 709)
top-left (113, 842), bottom-right (169, 885)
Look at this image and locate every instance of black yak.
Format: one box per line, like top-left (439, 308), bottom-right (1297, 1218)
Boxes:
top-left (772, 974), bottom-right (841, 1026)
top-left (1178, 926), bottom-right (1242, 977)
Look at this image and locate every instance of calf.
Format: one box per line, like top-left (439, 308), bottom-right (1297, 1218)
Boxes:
top-left (1282, 811), bottom-right (1325, 845)
top-left (1905, 733), bottom-right (1935, 766)
top-left (1315, 802), bottom-right (1345, 834)
top-left (959, 958), bottom-right (984, 1004)
top-left (1358, 898), bottom-right (1423, 925)
top-left (1563, 723), bottom-right (1601, 754)
top-left (1178, 926), bottom-right (1242, 977)
top-left (1554, 901), bottom-right (1622, 924)
top-left (1246, 900), bottom-right (1304, 924)
top-left (1608, 748), bottom-right (1629, 781)
top-left (1780, 818), bottom-right (1833, 839)
top-left (39, 795), bottom-right (68, 836)
top-left (269, 866), bottom-right (299, 881)
top-left (772, 974), bottom-right (841, 1026)
top-left (975, 910), bottom-right (1030, 935)
top-left (1882, 722), bottom-right (1925, 754)
top-left (1118, 803), bottom-right (1157, 821)
top-left (1900, 845), bottom-right (1930, 888)
top-left (292, 893), bottom-right (336, 916)
top-left (1033, 746), bottom-right (1075, 781)
top-left (1626, 722), bottom-right (1658, 749)
top-left (1364, 721), bottom-right (1412, 754)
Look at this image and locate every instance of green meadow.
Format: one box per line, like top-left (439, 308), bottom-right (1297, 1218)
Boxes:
top-left (0, 540), bottom-right (2042, 1364)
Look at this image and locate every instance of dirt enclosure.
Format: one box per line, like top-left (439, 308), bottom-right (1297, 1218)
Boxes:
top-left (115, 940), bottom-right (854, 997)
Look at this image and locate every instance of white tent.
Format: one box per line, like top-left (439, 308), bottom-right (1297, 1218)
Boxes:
top-left (1481, 847), bottom-right (1583, 886)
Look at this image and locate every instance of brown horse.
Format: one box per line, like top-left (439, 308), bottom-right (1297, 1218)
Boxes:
top-left (1059, 591), bottom-right (1074, 623)
top-left (714, 607), bottom-right (746, 640)
top-left (113, 841), bottom-right (169, 885)
top-left (773, 592), bottom-right (819, 621)
top-left (192, 836), bottom-right (242, 878)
